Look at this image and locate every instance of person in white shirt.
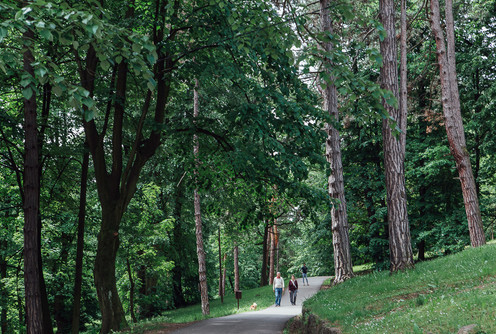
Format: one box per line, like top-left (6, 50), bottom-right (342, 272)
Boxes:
top-left (273, 272), bottom-right (285, 306)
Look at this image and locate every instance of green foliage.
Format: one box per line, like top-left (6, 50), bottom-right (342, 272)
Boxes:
top-left (2, 0), bottom-right (495, 332)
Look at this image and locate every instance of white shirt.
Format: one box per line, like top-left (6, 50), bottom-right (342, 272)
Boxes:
top-left (273, 277), bottom-right (284, 289)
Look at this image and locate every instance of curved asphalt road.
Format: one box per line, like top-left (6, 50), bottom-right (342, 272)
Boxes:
top-left (171, 276), bottom-right (330, 334)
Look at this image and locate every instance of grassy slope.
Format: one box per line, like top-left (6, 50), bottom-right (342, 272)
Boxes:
top-left (304, 243), bottom-right (496, 333)
top-left (121, 285), bottom-right (275, 333)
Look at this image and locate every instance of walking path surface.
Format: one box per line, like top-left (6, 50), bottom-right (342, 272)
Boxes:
top-left (171, 276), bottom-right (330, 334)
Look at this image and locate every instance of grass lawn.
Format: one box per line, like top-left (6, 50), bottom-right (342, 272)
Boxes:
top-left (118, 284), bottom-right (276, 333)
top-left (303, 243), bottom-right (496, 333)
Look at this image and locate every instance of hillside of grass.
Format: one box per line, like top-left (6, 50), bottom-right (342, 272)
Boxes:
top-left (303, 243), bottom-right (496, 333)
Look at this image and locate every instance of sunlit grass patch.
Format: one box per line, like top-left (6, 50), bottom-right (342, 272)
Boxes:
top-left (304, 243), bottom-right (496, 333)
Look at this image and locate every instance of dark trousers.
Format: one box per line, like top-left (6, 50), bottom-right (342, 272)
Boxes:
top-left (290, 290), bottom-right (297, 305)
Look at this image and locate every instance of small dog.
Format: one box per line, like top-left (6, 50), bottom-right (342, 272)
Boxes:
top-left (249, 302), bottom-right (257, 310)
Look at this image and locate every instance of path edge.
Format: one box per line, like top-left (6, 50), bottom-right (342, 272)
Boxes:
top-left (284, 280), bottom-right (342, 334)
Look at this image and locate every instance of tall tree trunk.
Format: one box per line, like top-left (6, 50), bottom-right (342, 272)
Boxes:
top-left (269, 225), bottom-right (275, 285)
top-left (94, 207), bottom-right (127, 333)
top-left (400, 0), bottom-right (407, 127)
top-left (126, 259), bottom-right (137, 323)
top-left (272, 226), bottom-right (279, 276)
top-left (1, 241), bottom-right (7, 334)
top-left (260, 223), bottom-right (269, 286)
top-left (218, 226), bottom-right (224, 303)
top-left (379, 0), bottom-right (414, 272)
top-left (23, 26), bottom-right (50, 334)
top-left (172, 179), bottom-right (186, 307)
top-left (16, 265), bottom-right (23, 329)
top-left (429, 0), bottom-right (486, 247)
top-left (234, 242), bottom-right (240, 292)
top-left (53, 235), bottom-right (71, 334)
top-left (222, 253), bottom-right (227, 297)
top-left (77, 3), bottom-right (172, 330)
top-left (37, 84), bottom-right (54, 334)
top-left (193, 79), bottom-right (209, 315)
top-left (320, 0), bottom-right (354, 284)
top-left (71, 146), bottom-right (89, 334)
top-left (417, 240), bottom-right (426, 261)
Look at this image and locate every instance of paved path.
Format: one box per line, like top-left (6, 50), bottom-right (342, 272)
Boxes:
top-left (171, 276), bottom-right (330, 334)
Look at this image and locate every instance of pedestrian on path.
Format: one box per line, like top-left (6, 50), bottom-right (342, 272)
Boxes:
top-left (288, 275), bottom-right (298, 305)
top-left (273, 272), bottom-right (285, 306)
top-left (301, 263), bottom-right (309, 286)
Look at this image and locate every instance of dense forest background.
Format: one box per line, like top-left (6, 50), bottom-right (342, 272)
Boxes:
top-left (1, 0), bottom-right (496, 333)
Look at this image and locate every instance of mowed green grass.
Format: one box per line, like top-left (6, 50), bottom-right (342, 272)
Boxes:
top-left (304, 243), bottom-right (496, 333)
top-left (121, 284), bottom-right (275, 333)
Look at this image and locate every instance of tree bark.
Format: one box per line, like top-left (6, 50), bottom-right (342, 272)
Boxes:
top-left (234, 242), bottom-right (240, 292)
top-left (126, 259), bottom-right (137, 323)
top-left (94, 207), bottom-right (127, 333)
top-left (90, 58), bottom-right (130, 332)
top-left (76, 2), bottom-right (173, 330)
top-left (417, 240), bottom-right (426, 261)
top-left (71, 146), bottom-right (89, 334)
top-left (379, 0), bottom-right (414, 272)
top-left (172, 179), bottom-right (186, 307)
top-left (218, 226), bottom-right (223, 303)
top-left (53, 235), bottom-right (71, 334)
top-left (320, 0), bottom-right (354, 284)
top-left (23, 26), bottom-right (47, 334)
top-left (222, 253), bottom-right (227, 297)
top-left (1, 241), bottom-right (7, 334)
top-left (193, 79), bottom-right (209, 316)
top-left (429, 0), bottom-right (486, 247)
top-left (260, 223), bottom-right (269, 286)
top-left (400, 0), bottom-right (407, 128)
top-left (269, 225), bottom-right (275, 285)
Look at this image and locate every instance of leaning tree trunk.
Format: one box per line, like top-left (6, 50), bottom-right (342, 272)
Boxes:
top-left (429, 0), bottom-right (486, 247)
top-left (320, 0), bottom-right (354, 284)
top-left (379, 0), bottom-right (414, 272)
top-left (193, 79), bottom-right (210, 315)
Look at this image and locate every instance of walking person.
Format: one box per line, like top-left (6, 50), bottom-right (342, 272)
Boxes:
top-left (288, 274), bottom-right (298, 305)
top-left (273, 272), bottom-right (285, 307)
top-left (301, 263), bottom-right (309, 286)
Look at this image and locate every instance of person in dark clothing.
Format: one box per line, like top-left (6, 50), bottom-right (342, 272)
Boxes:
top-left (301, 263), bottom-right (309, 285)
top-left (288, 275), bottom-right (298, 305)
